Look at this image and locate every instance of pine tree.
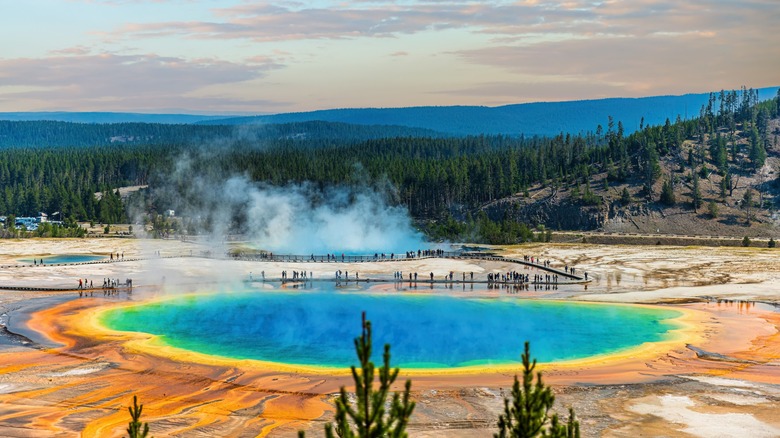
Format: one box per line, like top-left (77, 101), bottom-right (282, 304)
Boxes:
top-left (776, 88), bottom-right (780, 114)
top-left (691, 171), bottom-right (702, 212)
top-left (620, 187), bottom-right (631, 205)
top-left (126, 395), bottom-right (150, 438)
top-left (301, 312), bottom-right (415, 438)
top-left (660, 178), bottom-right (676, 206)
top-left (643, 141), bottom-right (661, 184)
top-left (710, 134), bottom-right (727, 173)
top-left (495, 342), bottom-right (579, 438)
top-left (743, 188), bottom-right (755, 207)
top-left (748, 125), bottom-right (766, 169)
top-left (742, 188), bottom-right (755, 224)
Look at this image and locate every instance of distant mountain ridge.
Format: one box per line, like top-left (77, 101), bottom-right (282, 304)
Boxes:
top-left (201, 87), bottom-right (780, 136)
top-left (3, 87), bottom-right (778, 136)
top-left (0, 112), bottom-right (235, 124)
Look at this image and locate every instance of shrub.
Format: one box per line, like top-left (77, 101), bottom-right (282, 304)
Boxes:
top-left (707, 201), bottom-right (719, 219)
top-left (620, 187), bottom-right (631, 205)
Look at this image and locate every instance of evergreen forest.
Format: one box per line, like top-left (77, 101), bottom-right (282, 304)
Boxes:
top-left (0, 87), bottom-right (778, 243)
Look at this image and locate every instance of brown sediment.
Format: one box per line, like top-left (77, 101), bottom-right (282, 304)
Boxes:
top-left (4, 298), bottom-right (339, 436)
top-left (704, 306), bottom-right (780, 385)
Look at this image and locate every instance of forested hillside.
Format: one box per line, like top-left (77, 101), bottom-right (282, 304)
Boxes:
top-left (0, 120), bottom-right (441, 148)
top-left (1, 87), bottom-right (778, 243)
top-left (480, 88), bottom-right (780, 240)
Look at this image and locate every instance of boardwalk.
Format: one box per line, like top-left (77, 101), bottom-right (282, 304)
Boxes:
top-left (233, 251), bottom-right (587, 284)
top-left (0, 250), bottom-right (589, 292)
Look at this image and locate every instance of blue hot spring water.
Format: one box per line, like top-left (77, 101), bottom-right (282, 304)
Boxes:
top-left (19, 254), bottom-right (106, 264)
top-left (100, 291), bottom-right (682, 369)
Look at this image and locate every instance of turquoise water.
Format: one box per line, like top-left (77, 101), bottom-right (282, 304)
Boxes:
top-left (100, 291), bottom-right (682, 369)
top-left (19, 254), bottom-right (106, 264)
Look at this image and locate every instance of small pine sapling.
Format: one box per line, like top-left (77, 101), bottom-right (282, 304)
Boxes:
top-left (300, 312), bottom-right (415, 438)
top-left (495, 342), bottom-right (580, 438)
top-left (126, 395), bottom-right (150, 438)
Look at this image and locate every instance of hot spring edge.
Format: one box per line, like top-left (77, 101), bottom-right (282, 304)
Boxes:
top-left (97, 291), bottom-right (693, 373)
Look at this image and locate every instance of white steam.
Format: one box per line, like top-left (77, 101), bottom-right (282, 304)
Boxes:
top-left (219, 177), bottom-right (424, 254)
top-left (134, 151), bottom-right (425, 254)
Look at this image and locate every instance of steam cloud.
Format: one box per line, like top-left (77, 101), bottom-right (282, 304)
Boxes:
top-left (138, 155), bottom-right (424, 254)
top-left (218, 177), bottom-right (424, 254)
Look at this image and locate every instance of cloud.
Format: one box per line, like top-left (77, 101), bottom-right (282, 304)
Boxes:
top-left (6, 0), bottom-right (779, 111)
top-left (446, 0), bottom-right (780, 97)
top-left (453, 30), bottom-right (780, 96)
top-left (104, 0), bottom-right (770, 43)
top-left (48, 46), bottom-right (93, 56)
top-left (105, 1), bottom-right (577, 42)
top-left (0, 52), bottom-right (286, 111)
top-left (100, 0), bottom-right (779, 94)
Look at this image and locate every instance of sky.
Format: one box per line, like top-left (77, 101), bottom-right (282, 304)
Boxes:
top-left (0, 0), bottom-right (777, 114)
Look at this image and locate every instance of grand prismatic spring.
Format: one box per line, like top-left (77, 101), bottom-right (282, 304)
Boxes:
top-left (99, 290), bottom-right (683, 370)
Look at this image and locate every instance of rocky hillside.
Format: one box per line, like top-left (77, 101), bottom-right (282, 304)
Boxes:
top-left (484, 116), bottom-right (780, 238)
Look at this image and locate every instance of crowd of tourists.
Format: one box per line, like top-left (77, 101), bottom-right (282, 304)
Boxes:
top-left (281, 270), bottom-right (313, 280)
top-left (77, 277), bottom-right (133, 297)
top-left (242, 249), bottom-right (589, 285)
